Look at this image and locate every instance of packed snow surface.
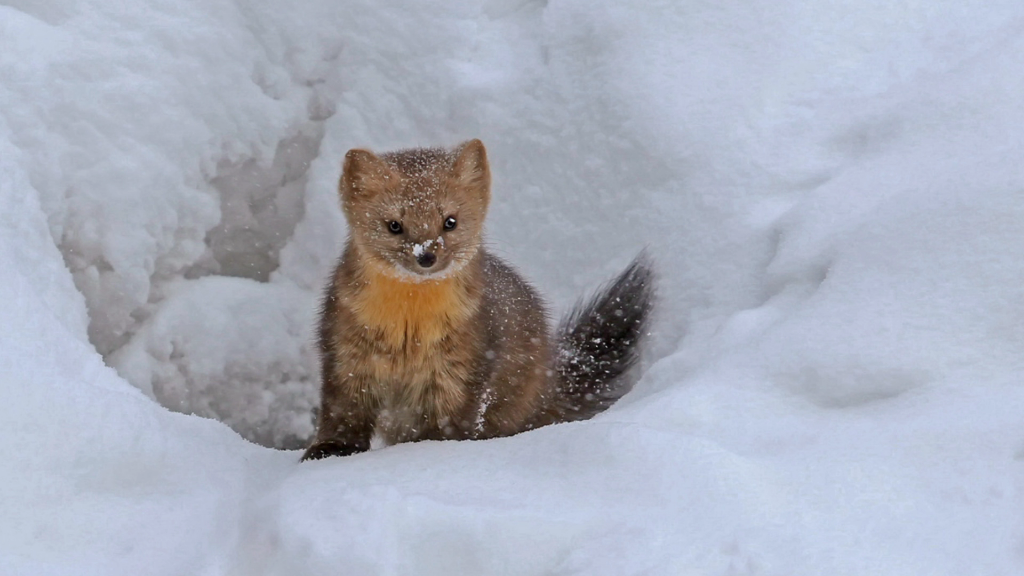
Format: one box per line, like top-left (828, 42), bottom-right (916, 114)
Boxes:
top-left (2, 0), bottom-right (1024, 574)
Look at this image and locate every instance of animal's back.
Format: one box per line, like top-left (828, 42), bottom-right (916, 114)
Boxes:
top-left (470, 251), bottom-right (552, 436)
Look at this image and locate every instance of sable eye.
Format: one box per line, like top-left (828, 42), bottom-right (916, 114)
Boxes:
top-left (443, 216), bottom-right (457, 231)
top-left (387, 220), bottom-right (403, 234)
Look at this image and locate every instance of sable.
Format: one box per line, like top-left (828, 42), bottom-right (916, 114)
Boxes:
top-left (302, 139), bottom-right (654, 460)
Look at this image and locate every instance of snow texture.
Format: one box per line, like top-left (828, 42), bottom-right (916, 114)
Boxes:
top-left (2, 0), bottom-right (1024, 574)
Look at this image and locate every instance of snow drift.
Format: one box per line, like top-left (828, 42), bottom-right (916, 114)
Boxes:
top-left (1, 0), bottom-right (1024, 574)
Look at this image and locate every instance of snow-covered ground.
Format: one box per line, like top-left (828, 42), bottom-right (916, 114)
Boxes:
top-left (2, 0), bottom-right (1024, 573)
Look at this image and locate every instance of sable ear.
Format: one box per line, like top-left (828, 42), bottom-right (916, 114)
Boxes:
top-left (451, 139), bottom-right (491, 195)
top-left (340, 148), bottom-right (392, 201)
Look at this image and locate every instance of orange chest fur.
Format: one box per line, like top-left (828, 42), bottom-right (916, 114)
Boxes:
top-left (348, 268), bottom-right (477, 349)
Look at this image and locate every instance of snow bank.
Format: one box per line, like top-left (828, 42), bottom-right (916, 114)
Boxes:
top-left (0, 0), bottom-right (345, 444)
top-left (0, 140), bottom-right (272, 576)
top-left (2, 0), bottom-right (1024, 574)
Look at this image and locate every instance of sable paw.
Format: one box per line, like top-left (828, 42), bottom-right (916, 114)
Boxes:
top-left (300, 440), bottom-right (367, 461)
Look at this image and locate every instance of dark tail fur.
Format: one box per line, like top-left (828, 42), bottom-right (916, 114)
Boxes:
top-left (551, 251), bottom-right (654, 422)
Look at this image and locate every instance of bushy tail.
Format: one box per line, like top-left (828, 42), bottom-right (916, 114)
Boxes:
top-left (550, 251), bottom-right (654, 422)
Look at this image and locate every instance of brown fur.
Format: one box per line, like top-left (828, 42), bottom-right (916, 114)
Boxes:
top-left (303, 140), bottom-right (554, 459)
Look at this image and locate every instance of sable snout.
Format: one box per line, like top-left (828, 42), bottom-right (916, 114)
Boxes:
top-left (411, 238), bottom-right (443, 272)
top-left (416, 252), bottom-right (437, 268)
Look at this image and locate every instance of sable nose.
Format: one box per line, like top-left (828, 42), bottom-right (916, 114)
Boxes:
top-left (416, 252), bottom-right (437, 268)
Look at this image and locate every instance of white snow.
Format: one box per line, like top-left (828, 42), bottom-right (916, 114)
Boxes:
top-left (2, 0), bottom-right (1024, 574)
top-left (411, 238), bottom-right (439, 258)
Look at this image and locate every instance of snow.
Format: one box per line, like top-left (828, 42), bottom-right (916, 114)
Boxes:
top-left (411, 238), bottom-right (439, 258)
top-left (2, 0), bottom-right (1024, 574)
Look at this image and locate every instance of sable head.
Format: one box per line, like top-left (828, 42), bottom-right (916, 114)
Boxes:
top-left (339, 139), bottom-right (491, 280)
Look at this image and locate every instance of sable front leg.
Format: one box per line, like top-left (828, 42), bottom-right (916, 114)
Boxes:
top-left (301, 375), bottom-right (377, 461)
